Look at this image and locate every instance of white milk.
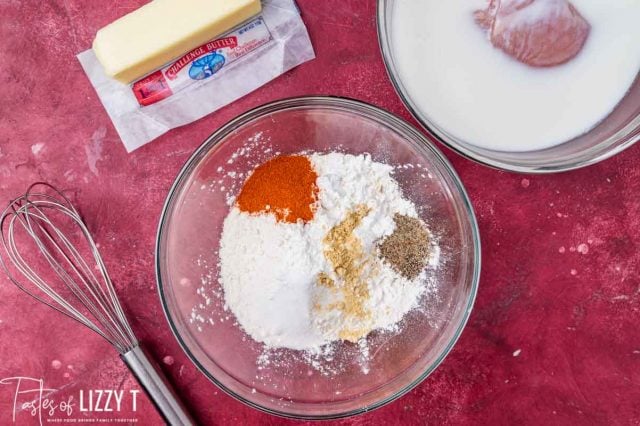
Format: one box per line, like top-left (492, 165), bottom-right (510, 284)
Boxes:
top-left (390, 0), bottom-right (640, 152)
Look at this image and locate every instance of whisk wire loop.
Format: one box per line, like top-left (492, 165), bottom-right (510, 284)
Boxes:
top-left (25, 203), bottom-right (132, 348)
top-left (0, 183), bottom-right (137, 354)
top-left (1, 202), bottom-right (103, 334)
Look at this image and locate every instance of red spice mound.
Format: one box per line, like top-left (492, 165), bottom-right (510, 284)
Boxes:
top-left (237, 155), bottom-right (318, 223)
top-left (475, 0), bottom-right (590, 67)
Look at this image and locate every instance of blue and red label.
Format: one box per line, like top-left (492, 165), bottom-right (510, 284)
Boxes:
top-left (132, 17), bottom-right (272, 107)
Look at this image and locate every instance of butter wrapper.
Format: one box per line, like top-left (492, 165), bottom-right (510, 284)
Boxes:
top-left (78, 0), bottom-right (314, 152)
top-left (131, 16), bottom-right (273, 107)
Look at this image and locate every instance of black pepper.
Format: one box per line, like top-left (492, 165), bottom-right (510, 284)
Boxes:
top-left (378, 214), bottom-right (430, 280)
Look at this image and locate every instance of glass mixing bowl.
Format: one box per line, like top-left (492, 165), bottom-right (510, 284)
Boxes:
top-left (156, 97), bottom-right (480, 419)
top-left (377, 0), bottom-right (640, 173)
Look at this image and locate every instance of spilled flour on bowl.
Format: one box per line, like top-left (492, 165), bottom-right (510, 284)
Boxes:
top-left (189, 136), bottom-right (443, 375)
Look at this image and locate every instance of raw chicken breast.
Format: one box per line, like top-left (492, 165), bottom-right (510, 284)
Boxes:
top-left (475, 0), bottom-right (590, 67)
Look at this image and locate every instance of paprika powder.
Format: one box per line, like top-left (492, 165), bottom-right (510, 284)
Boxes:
top-left (236, 155), bottom-right (318, 223)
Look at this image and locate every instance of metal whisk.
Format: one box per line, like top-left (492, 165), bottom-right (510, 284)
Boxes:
top-left (0, 183), bottom-right (194, 426)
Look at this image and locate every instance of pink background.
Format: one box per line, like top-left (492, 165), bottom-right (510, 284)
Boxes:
top-left (0, 0), bottom-right (638, 424)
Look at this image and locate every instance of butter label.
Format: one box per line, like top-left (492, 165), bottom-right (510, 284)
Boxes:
top-left (132, 17), bottom-right (272, 107)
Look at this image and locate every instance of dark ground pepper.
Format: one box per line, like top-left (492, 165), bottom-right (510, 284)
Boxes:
top-left (378, 214), bottom-right (430, 280)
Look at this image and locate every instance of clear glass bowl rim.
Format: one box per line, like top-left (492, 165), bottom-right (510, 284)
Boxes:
top-left (376, 0), bottom-right (640, 173)
top-left (155, 96), bottom-right (481, 420)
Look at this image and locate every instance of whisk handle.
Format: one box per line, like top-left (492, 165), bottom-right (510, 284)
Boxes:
top-left (122, 345), bottom-right (195, 426)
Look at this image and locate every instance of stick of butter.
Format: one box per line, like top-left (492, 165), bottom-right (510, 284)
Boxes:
top-left (93, 0), bottom-right (262, 84)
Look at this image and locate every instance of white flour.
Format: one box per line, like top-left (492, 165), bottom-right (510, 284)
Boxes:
top-left (219, 153), bottom-right (439, 351)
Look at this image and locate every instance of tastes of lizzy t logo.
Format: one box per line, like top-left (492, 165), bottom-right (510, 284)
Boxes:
top-left (0, 376), bottom-right (140, 425)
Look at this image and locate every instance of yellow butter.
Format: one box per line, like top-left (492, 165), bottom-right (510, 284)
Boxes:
top-left (93, 0), bottom-right (262, 84)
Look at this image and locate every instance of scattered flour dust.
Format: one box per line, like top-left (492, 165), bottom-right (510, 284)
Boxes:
top-left (216, 152), bottom-right (441, 371)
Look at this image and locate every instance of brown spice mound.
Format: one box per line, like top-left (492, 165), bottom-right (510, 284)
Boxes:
top-left (322, 204), bottom-right (372, 341)
top-left (236, 155), bottom-right (318, 223)
top-left (316, 272), bottom-right (335, 289)
top-left (378, 214), bottom-right (430, 280)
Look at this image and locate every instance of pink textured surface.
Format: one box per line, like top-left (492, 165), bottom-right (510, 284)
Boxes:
top-left (0, 1), bottom-right (638, 424)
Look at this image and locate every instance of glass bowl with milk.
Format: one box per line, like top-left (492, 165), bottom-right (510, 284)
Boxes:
top-left (378, 0), bottom-right (640, 172)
